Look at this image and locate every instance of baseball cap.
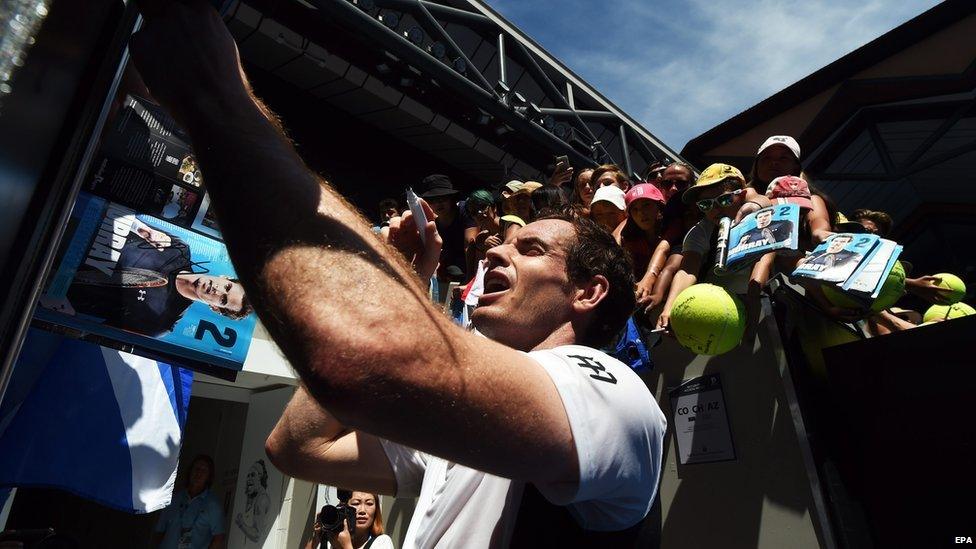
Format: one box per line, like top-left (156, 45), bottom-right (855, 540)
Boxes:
top-left (500, 180), bottom-right (523, 198)
top-left (766, 175), bottom-right (813, 210)
top-left (516, 181), bottom-right (544, 195)
top-left (757, 135), bottom-right (801, 161)
top-left (418, 174), bottom-right (459, 199)
top-left (626, 183), bottom-right (666, 208)
top-left (591, 185), bottom-right (626, 211)
top-left (681, 163), bottom-right (745, 204)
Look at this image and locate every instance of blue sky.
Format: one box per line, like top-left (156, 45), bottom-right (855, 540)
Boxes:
top-left (488, 0), bottom-right (942, 152)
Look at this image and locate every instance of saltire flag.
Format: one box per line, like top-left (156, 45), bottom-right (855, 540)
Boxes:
top-left (0, 329), bottom-right (193, 513)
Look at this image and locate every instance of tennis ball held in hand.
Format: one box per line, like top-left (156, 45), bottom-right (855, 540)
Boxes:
top-left (933, 273), bottom-right (966, 304)
top-left (670, 283), bottom-right (746, 355)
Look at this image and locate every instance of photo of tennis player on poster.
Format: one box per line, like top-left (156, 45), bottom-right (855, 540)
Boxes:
top-left (38, 193), bottom-right (256, 367)
top-left (794, 233), bottom-right (878, 283)
top-left (724, 204), bottom-right (800, 270)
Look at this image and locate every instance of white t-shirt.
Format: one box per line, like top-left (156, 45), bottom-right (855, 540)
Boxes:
top-left (380, 345), bottom-right (666, 548)
top-left (683, 218), bottom-right (751, 294)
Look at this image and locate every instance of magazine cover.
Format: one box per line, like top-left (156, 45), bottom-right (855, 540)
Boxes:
top-left (36, 193), bottom-right (255, 369)
top-left (842, 238), bottom-right (902, 297)
top-left (724, 204), bottom-right (800, 270)
top-left (792, 233), bottom-right (880, 283)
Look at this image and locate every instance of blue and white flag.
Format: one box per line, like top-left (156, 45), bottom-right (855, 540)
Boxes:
top-left (0, 329), bottom-right (193, 514)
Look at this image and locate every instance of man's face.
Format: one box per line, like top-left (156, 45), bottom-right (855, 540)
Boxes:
top-left (590, 202), bottom-right (626, 232)
top-left (757, 145), bottom-right (800, 184)
top-left (427, 196), bottom-right (455, 220)
top-left (596, 172), bottom-right (627, 191)
top-left (471, 220), bottom-right (579, 351)
top-left (245, 464), bottom-right (260, 495)
top-left (756, 211), bottom-right (773, 228)
top-left (382, 207), bottom-right (399, 222)
top-left (189, 274), bottom-right (246, 313)
top-left (658, 165), bottom-right (693, 200)
top-left (188, 460), bottom-right (209, 493)
top-left (826, 236), bottom-right (851, 254)
top-left (468, 203), bottom-right (497, 227)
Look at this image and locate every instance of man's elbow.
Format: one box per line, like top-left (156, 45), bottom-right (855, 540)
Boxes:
top-left (264, 427), bottom-right (301, 477)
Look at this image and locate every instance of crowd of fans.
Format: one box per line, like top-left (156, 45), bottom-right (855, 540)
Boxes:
top-left (378, 133), bottom-right (967, 355)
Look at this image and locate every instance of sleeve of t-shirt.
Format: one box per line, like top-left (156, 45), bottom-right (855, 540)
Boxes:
top-left (528, 346), bottom-right (667, 531)
top-left (378, 439), bottom-right (429, 498)
top-left (681, 221), bottom-right (710, 257)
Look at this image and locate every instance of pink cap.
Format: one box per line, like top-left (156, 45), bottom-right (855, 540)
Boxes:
top-left (766, 175), bottom-right (813, 209)
top-left (625, 183), bottom-right (666, 208)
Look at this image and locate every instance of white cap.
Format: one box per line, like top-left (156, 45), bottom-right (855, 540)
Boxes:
top-left (591, 185), bottom-right (626, 211)
top-left (757, 135), bottom-right (801, 160)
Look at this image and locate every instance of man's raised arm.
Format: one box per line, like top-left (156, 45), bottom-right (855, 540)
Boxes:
top-left (129, 1), bottom-right (578, 486)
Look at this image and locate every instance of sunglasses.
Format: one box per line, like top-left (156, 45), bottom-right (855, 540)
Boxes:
top-left (468, 205), bottom-right (492, 217)
top-left (696, 189), bottom-right (744, 212)
top-left (661, 178), bottom-right (691, 191)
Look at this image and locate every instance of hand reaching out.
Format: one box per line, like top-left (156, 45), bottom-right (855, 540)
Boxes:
top-left (906, 275), bottom-right (956, 305)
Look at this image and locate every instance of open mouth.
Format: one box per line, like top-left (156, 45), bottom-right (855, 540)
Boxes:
top-left (480, 270), bottom-right (511, 303)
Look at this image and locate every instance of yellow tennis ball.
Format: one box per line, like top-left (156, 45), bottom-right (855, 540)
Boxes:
top-left (670, 284), bottom-right (745, 355)
top-left (923, 302), bottom-right (975, 323)
top-left (823, 260), bottom-right (906, 313)
top-left (933, 273), bottom-right (966, 304)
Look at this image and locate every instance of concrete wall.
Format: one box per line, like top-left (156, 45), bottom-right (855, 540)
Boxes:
top-left (642, 301), bottom-right (829, 549)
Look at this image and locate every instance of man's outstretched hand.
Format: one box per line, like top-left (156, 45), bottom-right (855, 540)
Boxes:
top-left (129, 0), bottom-right (250, 129)
top-left (387, 198), bottom-right (442, 282)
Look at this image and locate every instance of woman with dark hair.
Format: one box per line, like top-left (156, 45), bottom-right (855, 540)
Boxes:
top-left (152, 455), bottom-right (225, 549)
top-left (307, 491), bottom-right (394, 549)
top-left (614, 184), bottom-right (670, 312)
top-left (530, 184), bottom-right (565, 218)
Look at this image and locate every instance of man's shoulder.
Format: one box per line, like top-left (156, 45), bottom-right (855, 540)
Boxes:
top-left (528, 345), bottom-right (650, 392)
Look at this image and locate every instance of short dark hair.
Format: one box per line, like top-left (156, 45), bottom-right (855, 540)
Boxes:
top-left (188, 454), bottom-right (215, 489)
top-left (214, 278), bottom-right (253, 320)
top-left (537, 207), bottom-right (635, 347)
top-left (851, 208), bottom-right (893, 236)
top-left (378, 198), bottom-right (400, 215)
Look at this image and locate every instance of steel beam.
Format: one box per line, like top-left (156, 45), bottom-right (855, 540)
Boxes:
top-left (307, 0), bottom-right (595, 167)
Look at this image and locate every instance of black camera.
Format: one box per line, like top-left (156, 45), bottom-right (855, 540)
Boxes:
top-left (318, 489), bottom-right (357, 535)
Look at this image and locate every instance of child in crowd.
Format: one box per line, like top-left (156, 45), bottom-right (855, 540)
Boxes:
top-left (588, 185), bottom-right (628, 232)
top-left (657, 164), bottom-right (775, 337)
top-left (614, 183), bottom-right (670, 313)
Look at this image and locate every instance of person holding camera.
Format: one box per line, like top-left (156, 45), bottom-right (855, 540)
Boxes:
top-left (305, 491), bottom-right (393, 549)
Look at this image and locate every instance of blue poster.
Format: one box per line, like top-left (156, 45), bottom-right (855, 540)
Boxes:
top-left (37, 192), bottom-right (255, 370)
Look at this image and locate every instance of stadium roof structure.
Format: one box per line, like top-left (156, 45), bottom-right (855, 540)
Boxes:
top-left (222, 0), bottom-right (687, 186)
